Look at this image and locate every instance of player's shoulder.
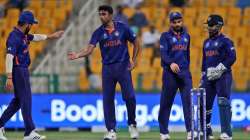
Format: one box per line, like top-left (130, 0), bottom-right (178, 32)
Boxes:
top-left (160, 31), bottom-right (171, 38)
top-left (221, 34), bottom-right (233, 43)
top-left (7, 30), bottom-right (19, 43)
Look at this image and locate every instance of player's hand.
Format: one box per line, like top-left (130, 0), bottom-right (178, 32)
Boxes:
top-left (68, 52), bottom-right (79, 60)
top-left (5, 78), bottom-right (13, 91)
top-left (170, 63), bottom-right (180, 73)
top-left (48, 30), bottom-right (64, 39)
top-left (128, 60), bottom-right (137, 71)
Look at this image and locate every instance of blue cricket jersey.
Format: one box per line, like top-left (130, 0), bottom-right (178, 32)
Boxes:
top-left (160, 28), bottom-right (191, 71)
top-left (6, 27), bottom-right (34, 68)
top-left (202, 34), bottom-right (236, 72)
top-left (89, 21), bottom-right (136, 65)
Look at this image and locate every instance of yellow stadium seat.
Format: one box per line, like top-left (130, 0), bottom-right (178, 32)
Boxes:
top-left (213, 7), bottom-right (227, 19)
top-left (79, 68), bottom-right (90, 91)
top-left (141, 48), bottom-right (153, 58)
top-left (207, 0), bottom-right (220, 8)
top-left (243, 8), bottom-right (250, 25)
top-left (29, 0), bottom-right (42, 10)
top-left (7, 8), bottom-right (20, 18)
top-left (123, 7), bottom-right (135, 18)
top-left (233, 26), bottom-right (247, 41)
top-left (184, 7), bottom-right (197, 18)
top-left (153, 8), bottom-right (166, 19)
top-left (221, 0), bottom-right (236, 7)
top-left (44, 0), bottom-right (58, 9)
top-left (183, 17), bottom-right (195, 28)
top-left (152, 58), bottom-right (161, 69)
top-left (169, 7), bottom-right (183, 14)
top-left (234, 69), bottom-right (248, 91)
top-left (188, 26), bottom-right (202, 38)
top-left (227, 16), bottom-right (241, 27)
top-left (228, 7), bottom-right (241, 17)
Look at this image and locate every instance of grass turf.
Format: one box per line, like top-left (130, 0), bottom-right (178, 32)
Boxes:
top-left (5, 131), bottom-right (250, 140)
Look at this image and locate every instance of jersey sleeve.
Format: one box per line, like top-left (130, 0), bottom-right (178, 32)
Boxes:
top-left (89, 29), bottom-right (100, 46)
top-left (125, 25), bottom-right (136, 43)
top-left (27, 34), bottom-right (34, 41)
top-left (221, 38), bottom-right (236, 68)
top-left (160, 33), bottom-right (175, 65)
top-left (6, 35), bottom-right (17, 55)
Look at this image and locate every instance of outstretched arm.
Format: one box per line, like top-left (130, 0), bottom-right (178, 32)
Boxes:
top-left (68, 44), bottom-right (95, 60)
top-left (32, 30), bottom-right (64, 41)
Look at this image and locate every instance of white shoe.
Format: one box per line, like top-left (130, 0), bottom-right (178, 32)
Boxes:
top-left (103, 130), bottom-right (117, 140)
top-left (187, 131), bottom-right (197, 140)
top-left (160, 133), bottom-right (170, 140)
top-left (0, 127), bottom-right (7, 140)
top-left (129, 125), bottom-right (139, 139)
top-left (23, 130), bottom-right (46, 140)
top-left (219, 133), bottom-right (232, 140)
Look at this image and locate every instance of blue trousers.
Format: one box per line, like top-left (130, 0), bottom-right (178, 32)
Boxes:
top-left (201, 72), bottom-right (232, 134)
top-left (158, 69), bottom-right (192, 134)
top-left (0, 67), bottom-right (35, 136)
top-left (102, 61), bottom-right (136, 131)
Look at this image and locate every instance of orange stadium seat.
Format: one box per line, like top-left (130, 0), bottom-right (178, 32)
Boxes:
top-left (6, 8), bottom-right (20, 18)
top-left (207, 0), bottom-right (220, 8)
top-left (79, 68), bottom-right (90, 91)
top-left (228, 7), bottom-right (241, 17)
top-left (213, 7), bottom-right (227, 19)
top-left (123, 7), bottom-right (135, 18)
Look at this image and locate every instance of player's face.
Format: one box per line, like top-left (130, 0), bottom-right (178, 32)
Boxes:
top-left (170, 18), bottom-right (183, 32)
top-left (206, 24), bottom-right (221, 37)
top-left (24, 24), bottom-right (32, 34)
top-left (99, 10), bottom-right (112, 25)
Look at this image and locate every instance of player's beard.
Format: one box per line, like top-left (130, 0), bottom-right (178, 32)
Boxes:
top-left (24, 26), bottom-right (31, 34)
top-left (173, 26), bottom-right (183, 33)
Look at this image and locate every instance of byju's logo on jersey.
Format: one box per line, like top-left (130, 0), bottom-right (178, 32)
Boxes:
top-left (103, 33), bottom-right (108, 39)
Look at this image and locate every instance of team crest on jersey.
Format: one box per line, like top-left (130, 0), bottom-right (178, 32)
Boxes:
top-left (103, 33), bottom-right (108, 39)
top-left (114, 31), bottom-right (119, 36)
top-left (214, 41), bottom-right (218, 46)
top-left (172, 37), bottom-right (177, 43)
top-left (184, 37), bottom-right (188, 43)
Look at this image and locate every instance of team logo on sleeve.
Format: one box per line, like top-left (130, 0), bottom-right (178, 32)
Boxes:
top-left (205, 42), bottom-right (210, 48)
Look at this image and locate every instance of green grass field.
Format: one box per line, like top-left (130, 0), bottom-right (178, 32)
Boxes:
top-left (5, 131), bottom-right (250, 140)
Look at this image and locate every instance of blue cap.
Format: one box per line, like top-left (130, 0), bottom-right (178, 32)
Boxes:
top-left (169, 12), bottom-right (182, 21)
top-left (18, 11), bottom-right (38, 24)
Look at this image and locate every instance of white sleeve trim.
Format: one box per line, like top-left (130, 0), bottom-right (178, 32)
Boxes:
top-left (33, 34), bottom-right (47, 41)
top-left (6, 54), bottom-right (14, 73)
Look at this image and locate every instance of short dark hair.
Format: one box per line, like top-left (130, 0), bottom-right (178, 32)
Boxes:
top-left (18, 21), bottom-right (26, 26)
top-left (98, 5), bottom-right (113, 14)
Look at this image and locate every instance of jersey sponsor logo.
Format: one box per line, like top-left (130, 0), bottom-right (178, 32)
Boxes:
top-left (104, 40), bottom-right (122, 47)
top-left (205, 50), bottom-right (219, 57)
top-left (171, 45), bottom-right (187, 51)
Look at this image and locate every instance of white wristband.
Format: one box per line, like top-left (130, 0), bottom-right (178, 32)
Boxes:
top-left (6, 54), bottom-right (14, 73)
top-left (33, 34), bottom-right (47, 41)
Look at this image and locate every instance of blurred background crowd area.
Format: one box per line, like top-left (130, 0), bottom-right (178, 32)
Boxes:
top-left (0, 0), bottom-right (250, 93)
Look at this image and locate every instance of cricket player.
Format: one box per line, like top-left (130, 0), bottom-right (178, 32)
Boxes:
top-left (0, 11), bottom-right (63, 140)
top-left (200, 14), bottom-right (236, 140)
top-left (68, 5), bottom-right (140, 140)
top-left (158, 12), bottom-right (194, 140)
